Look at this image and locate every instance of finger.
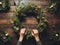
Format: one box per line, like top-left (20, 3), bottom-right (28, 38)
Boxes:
top-left (32, 30), bottom-right (39, 34)
top-left (20, 28), bottom-right (26, 33)
top-left (25, 30), bottom-right (27, 35)
top-left (32, 29), bottom-right (38, 32)
top-left (31, 31), bottom-right (34, 36)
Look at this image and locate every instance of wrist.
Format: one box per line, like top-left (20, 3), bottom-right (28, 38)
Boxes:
top-left (19, 36), bottom-right (24, 42)
top-left (35, 36), bottom-right (40, 41)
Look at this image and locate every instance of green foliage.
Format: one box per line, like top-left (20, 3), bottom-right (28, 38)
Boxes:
top-left (49, 31), bottom-right (60, 41)
top-left (47, 0), bottom-right (60, 14)
top-left (0, 30), bottom-right (13, 45)
top-left (12, 4), bottom-right (48, 39)
top-left (0, 0), bottom-right (10, 12)
top-left (47, 2), bottom-right (57, 14)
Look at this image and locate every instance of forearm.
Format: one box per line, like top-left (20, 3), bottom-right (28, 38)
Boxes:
top-left (17, 41), bottom-right (22, 45)
top-left (35, 36), bottom-right (42, 45)
top-left (17, 36), bottom-right (23, 45)
top-left (36, 41), bottom-right (42, 45)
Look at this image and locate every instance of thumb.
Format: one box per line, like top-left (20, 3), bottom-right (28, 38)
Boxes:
top-left (31, 31), bottom-right (34, 36)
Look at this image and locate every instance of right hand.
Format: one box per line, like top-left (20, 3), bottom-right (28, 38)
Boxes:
top-left (19, 28), bottom-right (26, 42)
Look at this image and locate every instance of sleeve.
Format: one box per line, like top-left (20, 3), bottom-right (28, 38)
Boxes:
top-left (17, 41), bottom-right (22, 45)
top-left (36, 41), bottom-right (42, 45)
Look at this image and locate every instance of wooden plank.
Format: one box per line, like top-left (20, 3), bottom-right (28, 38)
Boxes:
top-left (0, 12), bottom-right (13, 19)
top-left (0, 24), bottom-right (12, 28)
top-left (9, 6), bottom-right (16, 12)
top-left (0, 19), bottom-right (12, 24)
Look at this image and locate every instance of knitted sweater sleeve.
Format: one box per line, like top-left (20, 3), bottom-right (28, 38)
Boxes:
top-left (17, 41), bottom-right (42, 45)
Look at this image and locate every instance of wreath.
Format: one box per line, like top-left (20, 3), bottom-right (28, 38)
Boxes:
top-left (0, 0), bottom-right (10, 12)
top-left (12, 4), bottom-right (48, 39)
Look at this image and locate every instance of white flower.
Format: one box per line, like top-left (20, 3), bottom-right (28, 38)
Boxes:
top-left (5, 33), bottom-right (9, 36)
top-left (49, 3), bottom-right (56, 8)
top-left (0, 2), bottom-right (2, 4)
top-left (55, 34), bottom-right (59, 36)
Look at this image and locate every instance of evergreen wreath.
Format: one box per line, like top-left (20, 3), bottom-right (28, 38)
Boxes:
top-left (12, 4), bottom-right (48, 39)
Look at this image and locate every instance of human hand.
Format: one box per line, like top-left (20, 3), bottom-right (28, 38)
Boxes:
top-left (32, 29), bottom-right (40, 41)
top-left (19, 28), bottom-right (26, 42)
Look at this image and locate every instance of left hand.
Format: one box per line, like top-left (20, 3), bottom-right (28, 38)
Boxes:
top-left (32, 29), bottom-right (40, 41)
